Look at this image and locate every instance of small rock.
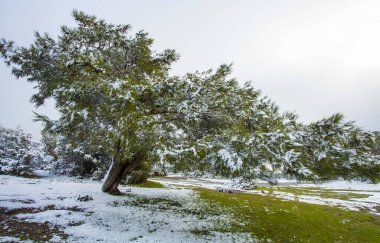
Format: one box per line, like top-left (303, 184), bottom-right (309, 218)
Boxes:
top-left (216, 187), bottom-right (233, 193)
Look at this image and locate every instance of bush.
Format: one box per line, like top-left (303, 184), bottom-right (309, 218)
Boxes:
top-left (126, 170), bottom-right (148, 184)
top-left (0, 126), bottom-right (42, 176)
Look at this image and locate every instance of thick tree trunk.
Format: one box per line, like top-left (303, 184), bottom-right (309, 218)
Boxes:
top-left (101, 152), bottom-right (143, 195)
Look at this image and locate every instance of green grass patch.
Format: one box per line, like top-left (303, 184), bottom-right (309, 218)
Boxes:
top-left (128, 180), bottom-right (165, 188)
top-left (196, 188), bottom-right (380, 242)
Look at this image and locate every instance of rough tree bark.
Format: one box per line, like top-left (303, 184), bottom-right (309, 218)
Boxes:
top-left (102, 151), bottom-right (144, 195)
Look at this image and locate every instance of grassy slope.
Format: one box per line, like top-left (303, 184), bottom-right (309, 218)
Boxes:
top-left (197, 188), bottom-right (380, 242)
top-left (129, 181), bottom-right (380, 241)
top-left (128, 180), bottom-right (165, 188)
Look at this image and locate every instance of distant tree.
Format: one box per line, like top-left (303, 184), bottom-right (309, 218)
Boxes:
top-left (1, 11), bottom-right (378, 194)
top-left (373, 131), bottom-right (380, 155)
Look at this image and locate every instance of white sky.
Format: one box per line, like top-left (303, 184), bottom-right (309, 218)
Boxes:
top-left (1, 0), bottom-right (379, 140)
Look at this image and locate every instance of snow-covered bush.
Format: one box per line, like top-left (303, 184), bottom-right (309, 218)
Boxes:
top-left (0, 125), bottom-right (43, 176)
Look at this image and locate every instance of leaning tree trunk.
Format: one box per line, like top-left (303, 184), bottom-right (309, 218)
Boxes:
top-left (102, 152), bottom-right (143, 195)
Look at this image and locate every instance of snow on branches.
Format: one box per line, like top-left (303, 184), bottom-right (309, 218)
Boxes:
top-left (1, 11), bottom-right (378, 187)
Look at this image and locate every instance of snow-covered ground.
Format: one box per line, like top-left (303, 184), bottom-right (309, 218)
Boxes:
top-left (1, 174), bottom-right (379, 242)
top-left (0, 175), bottom-right (252, 242)
top-left (151, 176), bottom-right (380, 215)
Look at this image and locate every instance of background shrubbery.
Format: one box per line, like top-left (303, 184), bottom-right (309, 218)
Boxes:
top-left (1, 124), bottom-right (379, 183)
top-left (0, 125), bottom-right (153, 182)
top-left (0, 125), bottom-right (48, 176)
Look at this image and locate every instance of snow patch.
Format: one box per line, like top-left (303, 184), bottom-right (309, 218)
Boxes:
top-left (0, 175), bottom-right (253, 242)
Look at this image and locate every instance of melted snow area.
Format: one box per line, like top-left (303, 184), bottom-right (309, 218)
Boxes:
top-left (0, 175), bottom-right (251, 243)
top-left (288, 181), bottom-right (380, 214)
top-left (151, 177), bottom-right (380, 215)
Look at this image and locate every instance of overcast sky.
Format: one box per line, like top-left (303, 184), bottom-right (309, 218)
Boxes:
top-left (1, 0), bottom-right (379, 140)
